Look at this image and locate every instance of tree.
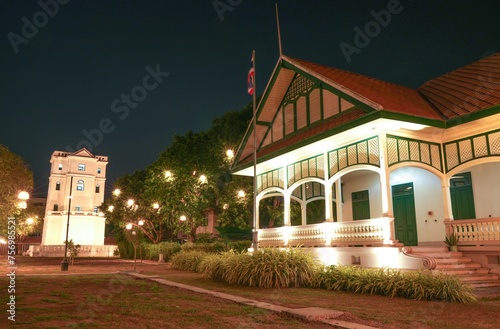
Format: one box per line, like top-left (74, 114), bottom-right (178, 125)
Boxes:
top-left (0, 145), bottom-right (33, 236)
top-left (102, 103), bottom-right (255, 244)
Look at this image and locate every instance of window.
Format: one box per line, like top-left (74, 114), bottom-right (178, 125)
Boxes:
top-left (97, 168), bottom-right (101, 174)
top-left (94, 206), bottom-right (98, 213)
top-left (78, 164), bottom-right (86, 171)
top-left (58, 164), bottom-right (63, 170)
top-left (55, 181), bottom-right (61, 191)
top-left (76, 180), bottom-right (85, 191)
top-left (53, 204), bottom-right (58, 211)
top-left (95, 185), bottom-right (100, 193)
top-left (75, 206), bottom-right (81, 212)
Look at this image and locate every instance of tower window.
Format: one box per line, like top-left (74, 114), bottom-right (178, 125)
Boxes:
top-left (56, 181), bottom-right (61, 191)
top-left (78, 164), bottom-right (86, 171)
top-left (76, 180), bottom-right (85, 191)
top-left (95, 185), bottom-right (100, 193)
top-left (58, 164), bottom-right (62, 170)
top-left (97, 168), bottom-right (101, 174)
top-left (53, 204), bottom-right (58, 211)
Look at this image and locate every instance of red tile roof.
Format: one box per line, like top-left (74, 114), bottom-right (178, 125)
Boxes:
top-left (287, 56), bottom-right (444, 120)
top-left (418, 52), bottom-right (500, 119)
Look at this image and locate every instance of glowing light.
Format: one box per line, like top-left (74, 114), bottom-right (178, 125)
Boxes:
top-left (223, 203), bottom-right (229, 210)
top-left (108, 205), bottom-right (114, 212)
top-left (113, 189), bottom-right (121, 196)
top-left (138, 220), bottom-right (144, 226)
top-left (152, 203), bottom-right (160, 209)
top-left (226, 149), bottom-right (234, 159)
top-left (127, 199), bottom-right (134, 207)
top-left (180, 215), bottom-right (187, 221)
top-left (199, 175), bottom-right (207, 184)
top-left (26, 217), bottom-right (34, 225)
top-left (126, 223), bottom-right (133, 230)
top-left (165, 171), bottom-right (172, 179)
top-left (18, 191), bottom-right (29, 200)
top-left (17, 201), bottom-right (27, 209)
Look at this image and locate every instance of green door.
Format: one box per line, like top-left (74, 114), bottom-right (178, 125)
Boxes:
top-left (352, 190), bottom-right (370, 220)
top-left (392, 183), bottom-right (418, 246)
top-left (450, 172), bottom-right (476, 220)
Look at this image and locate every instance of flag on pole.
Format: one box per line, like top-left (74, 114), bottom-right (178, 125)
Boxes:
top-left (247, 55), bottom-right (255, 95)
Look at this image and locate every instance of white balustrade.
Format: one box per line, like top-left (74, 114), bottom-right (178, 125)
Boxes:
top-left (258, 217), bottom-right (395, 247)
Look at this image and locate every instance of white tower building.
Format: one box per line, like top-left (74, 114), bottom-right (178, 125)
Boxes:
top-left (41, 148), bottom-right (108, 246)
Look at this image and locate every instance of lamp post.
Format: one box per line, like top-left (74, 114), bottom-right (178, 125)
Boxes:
top-left (126, 220), bottom-right (143, 271)
top-left (10, 191), bottom-right (30, 256)
top-left (61, 176), bottom-right (74, 271)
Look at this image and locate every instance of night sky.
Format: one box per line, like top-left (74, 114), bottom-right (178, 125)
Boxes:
top-left (1, 0), bottom-right (499, 197)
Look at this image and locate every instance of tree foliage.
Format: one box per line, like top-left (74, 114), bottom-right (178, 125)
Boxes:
top-left (103, 103), bottom-right (254, 243)
top-left (0, 145), bottom-right (34, 236)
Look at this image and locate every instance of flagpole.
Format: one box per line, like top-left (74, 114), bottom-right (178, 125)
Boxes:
top-left (251, 49), bottom-right (258, 251)
top-left (275, 3), bottom-right (283, 57)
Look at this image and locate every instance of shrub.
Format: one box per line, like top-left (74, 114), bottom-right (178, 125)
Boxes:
top-left (195, 233), bottom-right (221, 243)
top-left (228, 240), bottom-right (252, 253)
top-left (170, 250), bottom-right (209, 272)
top-left (312, 265), bottom-right (477, 303)
top-left (181, 242), bottom-right (229, 253)
top-left (141, 242), bottom-right (181, 261)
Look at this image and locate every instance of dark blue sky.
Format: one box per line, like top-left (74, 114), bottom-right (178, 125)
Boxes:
top-left (1, 0), bottom-right (499, 197)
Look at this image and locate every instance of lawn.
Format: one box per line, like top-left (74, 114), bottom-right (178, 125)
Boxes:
top-left (2, 257), bottom-right (499, 329)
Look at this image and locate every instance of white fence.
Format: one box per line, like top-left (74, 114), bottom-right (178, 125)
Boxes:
top-left (27, 244), bottom-right (118, 257)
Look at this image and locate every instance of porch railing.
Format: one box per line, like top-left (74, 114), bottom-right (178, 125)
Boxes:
top-left (258, 217), bottom-right (396, 248)
top-left (446, 217), bottom-right (500, 246)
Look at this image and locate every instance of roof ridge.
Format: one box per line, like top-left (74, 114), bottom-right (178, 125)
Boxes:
top-left (284, 55), bottom-right (414, 91)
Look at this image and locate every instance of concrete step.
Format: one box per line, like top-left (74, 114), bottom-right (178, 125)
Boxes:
top-left (409, 249), bottom-right (500, 288)
top-left (435, 263), bottom-right (482, 269)
top-left (434, 268), bottom-right (491, 275)
top-left (469, 281), bottom-right (500, 288)
top-left (435, 257), bottom-right (472, 264)
top-left (458, 274), bottom-right (499, 282)
top-left (410, 246), bottom-right (448, 253)
top-left (413, 251), bottom-right (463, 258)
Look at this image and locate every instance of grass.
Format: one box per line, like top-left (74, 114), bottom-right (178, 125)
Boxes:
top-left (145, 266), bottom-right (500, 329)
top-left (4, 256), bottom-right (500, 329)
top-left (2, 274), bottom-right (335, 329)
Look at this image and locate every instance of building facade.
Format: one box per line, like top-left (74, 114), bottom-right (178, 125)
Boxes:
top-left (41, 148), bottom-right (108, 246)
top-left (232, 53), bottom-right (500, 272)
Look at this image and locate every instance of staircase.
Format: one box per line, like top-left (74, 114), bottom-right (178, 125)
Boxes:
top-left (410, 246), bottom-right (500, 288)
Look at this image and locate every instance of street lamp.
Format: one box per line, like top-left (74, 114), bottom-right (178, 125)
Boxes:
top-left (61, 177), bottom-right (74, 271)
top-left (126, 219), bottom-right (144, 270)
top-left (9, 191), bottom-right (30, 257)
top-left (17, 191), bottom-right (29, 210)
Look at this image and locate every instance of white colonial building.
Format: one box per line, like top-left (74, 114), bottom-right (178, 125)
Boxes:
top-left (232, 53), bottom-right (500, 286)
top-left (37, 148), bottom-right (115, 256)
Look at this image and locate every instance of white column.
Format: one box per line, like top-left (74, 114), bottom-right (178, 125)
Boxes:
top-left (378, 133), bottom-right (392, 217)
top-left (284, 192), bottom-right (291, 226)
top-left (442, 176), bottom-right (454, 234)
top-left (301, 185), bottom-right (307, 225)
top-left (335, 178), bottom-right (343, 222)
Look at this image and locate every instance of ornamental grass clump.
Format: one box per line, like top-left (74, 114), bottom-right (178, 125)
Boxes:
top-left (199, 247), bottom-right (320, 288)
top-left (170, 250), bottom-right (209, 272)
top-left (312, 265), bottom-right (477, 303)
